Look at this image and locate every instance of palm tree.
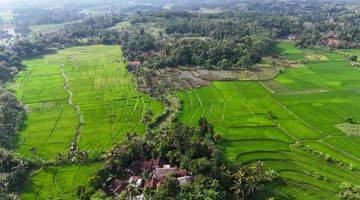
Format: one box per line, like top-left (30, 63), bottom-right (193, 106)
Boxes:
top-left (250, 161), bottom-right (265, 180)
top-left (231, 180), bottom-right (245, 200)
top-left (122, 185), bottom-right (139, 200)
top-left (231, 167), bottom-right (248, 199)
top-left (0, 193), bottom-right (21, 200)
top-left (244, 176), bottom-right (260, 196)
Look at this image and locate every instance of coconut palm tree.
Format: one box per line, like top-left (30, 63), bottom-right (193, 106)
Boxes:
top-left (231, 167), bottom-right (248, 199)
top-left (122, 185), bottom-right (139, 200)
top-left (250, 161), bottom-right (265, 179)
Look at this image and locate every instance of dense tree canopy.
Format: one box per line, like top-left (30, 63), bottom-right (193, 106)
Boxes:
top-left (78, 119), bottom-right (280, 199)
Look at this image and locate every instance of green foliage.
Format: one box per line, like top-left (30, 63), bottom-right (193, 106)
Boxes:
top-left (338, 182), bottom-right (360, 200)
top-left (0, 89), bottom-right (25, 149)
top-left (347, 55), bottom-right (358, 62)
top-left (0, 148), bottom-right (29, 195)
top-left (142, 107), bottom-right (154, 125)
top-left (13, 8), bottom-right (84, 26)
top-left (153, 175), bottom-right (180, 199)
top-left (89, 190), bottom-right (112, 200)
top-left (121, 25), bottom-right (274, 69)
top-left (231, 162), bottom-right (279, 199)
top-left (0, 51), bottom-right (23, 81)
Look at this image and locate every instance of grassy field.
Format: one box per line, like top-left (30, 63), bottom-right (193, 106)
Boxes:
top-left (9, 45), bottom-right (163, 160)
top-left (178, 41), bottom-right (360, 199)
top-left (21, 162), bottom-right (102, 199)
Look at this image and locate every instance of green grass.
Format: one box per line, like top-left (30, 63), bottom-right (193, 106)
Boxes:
top-left (21, 162), bottom-right (102, 200)
top-left (178, 41), bottom-right (360, 199)
top-left (9, 45), bottom-right (163, 160)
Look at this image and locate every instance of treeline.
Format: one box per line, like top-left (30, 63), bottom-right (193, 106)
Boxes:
top-left (0, 89), bottom-right (25, 149)
top-left (13, 8), bottom-right (84, 25)
top-left (9, 14), bottom-right (125, 57)
top-left (0, 100), bottom-right (28, 198)
top-left (164, 18), bottom-right (250, 40)
top-left (0, 50), bottom-right (28, 199)
top-left (78, 119), bottom-right (280, 199)
top-left (244, 1), bottom-right (360, 48)
top-left (142, 36), bottom-right (274, 69)
top-left (0, 148), bottom-right (29, 199)
top-left (121, 14), bottom-right (275, 69)
top-left (59, 14), bottom-right (124, 39)
top-left (148, 2), bottom-right (360, 49)
top-left (0, 51), bottom-right (23, 82)
top-left (12, 8), bottom-right (85, 35)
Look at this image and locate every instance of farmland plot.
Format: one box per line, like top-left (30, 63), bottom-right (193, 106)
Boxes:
top-left (21, 163), bottom-right (102, 200)
top-left (9, 45), bottom-right (163, 199)
top-left (10, 45), bottom-right (163, 159)
top-left (178, 41), bottom-right (360, 199)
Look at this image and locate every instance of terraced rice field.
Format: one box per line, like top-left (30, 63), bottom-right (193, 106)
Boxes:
top-left (178, 41), bottom-right (360, 199)
top-left (10, 45), bottom-right (163, 160)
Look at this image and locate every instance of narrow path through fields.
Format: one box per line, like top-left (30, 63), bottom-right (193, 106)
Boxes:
top-left (60, 64), bottom-right (84, 151)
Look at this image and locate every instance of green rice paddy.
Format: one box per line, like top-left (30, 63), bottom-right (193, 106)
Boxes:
top-left (21, 162), bottom-right (102, 199)
top-left (9, 41), bottom-right (360, 199)
top-left (178, 41), bottom-right (360, 199)
top-left (10, 45), bottom-right (163, 160)
top-left (9, 45), bottom-right (163, 199)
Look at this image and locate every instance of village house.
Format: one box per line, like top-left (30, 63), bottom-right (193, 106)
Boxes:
top-left (178, 176), bottom-right (192, 186)
top-left (128, 176), bottom-right (143, 188)
top-left (110, 157), bottom-right (192, 197)
top-left (153, 164), bottom-right (177, 179)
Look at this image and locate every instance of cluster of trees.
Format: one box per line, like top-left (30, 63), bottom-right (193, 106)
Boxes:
top-left (338, 182), bottom-right (360, 200)
top-left (0, 50), bottom-right (28, 199)
top-left (0, 89), bottom-right (25, 149)
top-left (11, 1), bottom-right (360, 60)
top-left (13, 7), bottom-right (84, 27)
top-left (0, 51), bottom-right (22, 82)
top-left (121, 17), bottom-right (275, 69)
top-left (347, 55), bottom-right (360, 68)
top-left (148, 1), bottom-right (360, 49)
top-left (8, 14), bottom-right (125, 57)
top-left (156, 36), bottom-right (274, 69)
top-left (164, 18), bottom-right (250, 40)
top-left (59, 14), bottom-right (124, 39)
top-left (9, 39), bottom-right (50, 57)
top-left (0, 92), bottom-right (27, 198)
top-left (12, 8), bottom-right (85, 35)
top-left (0, 148), bottom-right (29, 199)
top-left (244, 1), bottom-right (360, 48)
top-left (291, 141), bottom-right (358, 172)
top-left (78, 118), bottom-right (280, 199)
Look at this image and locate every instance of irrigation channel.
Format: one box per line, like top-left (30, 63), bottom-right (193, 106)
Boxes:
top-left (60, 64), bottom-right (84, 152)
